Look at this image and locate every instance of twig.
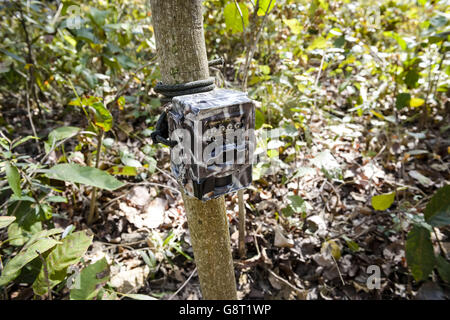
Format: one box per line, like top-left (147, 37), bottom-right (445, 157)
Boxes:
top-left (15, 1), bottom-right (45, 122)
top-left (101, 193), bottom-right (128, 210)
top-left (25, 80), bottom-right (41, 153)
top-left (154, 166), bottom-right (178, 184)
top-left (324, 180), bottom-right (341, 209)
top-left (422, 53), bottom-right (434, 128)
top-left (87, 131), bottom-right (104, 224)
top-left (267, 268), bottom-right (304, 295)
top-left (312, 53), bottom-right (326, 110)
top-left (234, 0), bottom-right (248, 50)
top-left (0, 254), bottom-right (6, 299)
top-left (18, 167), bottom-right (44, 214)
top-left (109, 58), bottom-right (157, 108)
top-left (238, 189), bottom-right (246, 258)
top-left (433, 228), bottom-right (445, 256)
top-left (0, 129), bottom-right (81, 216)
top-left (314, 54), bottom-right (326, 88)
top-left (115, 123), bottom-right (146, 143)
top-left (123, 181), bottom-right (181, 195)
top-left (234, 234), bottom-right (263, 269)
top-left (241, 0), bottom-right (274, 90)
top-left (367, 145), bottom-right (386, 198)
top-left (234, 1), bottom-right (274, 256)
top-left (383, 180), bottom-right (428, 198)
top-left (329, 217), bottom-right (368, 241)
top-left (168, 267), bottom-right (197, 300)
top-left (97, 239), bottom-right (147, 248)
top-left (253, 234), bottom-right (260, 256)
top-left (330, 254), bottom-right (345, 286)
top-left (432, 47), bottom-right (447, 101)
top-left (100, 180), bottom-right (181, 210)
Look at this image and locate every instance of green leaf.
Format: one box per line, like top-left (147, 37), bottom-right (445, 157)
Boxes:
top-left (424, 185), bottom-right (450, 227)
top-left (392, 33), bottom-right (407, 50)
top-left (0, 48), bottom-right (26, 64)
top-left (255, 109), bottom-right (265, 130)
top-left (371, 192), bottom-right (395, 211)
top-left (39, 203), bottom-right (53, 220)
top-left (395, 93), bottom-right (411, 110)
top-left (73, 28), bottom-right (99, 44)
top-left (383, 31), bottom-right (407, 50)
top-left (33, 231), bottom-right (93, 296)
top-left (63, 34), bottom-right (77, 47)
top-left (121, 156), bottom-right (142, 168)
top-left (116, 54), bottom-right (137, 69)
top-left (259, 65), bottom-right (271, 75)
top-left (122, 293), bottom-right (157, 300)
top-left (322, 240), bottom-right (341, 260)
top-left (5, 162), bottom-right (21, 198)
top-left (23, 228), bottom-right (63, 251)
top-left (146, 157), bottom-right (157, 174)
top-left (281, 205), bottom-right (295, 217)
top-left (333, 35), bottom-right (345, 48)
top-left (291, 167), bottom-right (316, 180)
top-left (97, 288), bottom-right (118, 300)
top-left (7, 200), bottom-right (39, 230)
top-left (307, 37), bottom-right (328, 51)
top-left (410, 98), bottom-right (425, 108)
top-left (436, 255), bottom-right (450, 283)
top-left (82, 69), bottom-right (96, 88)
top-left (224, 2), bottom-right (249, 34)
top-left (11, 136), bottom-right (38, 150)
top-left (405, 70), bottom-right (419, 89)
top-left (46, 164), bottom-right (125, 191)
top-left (287, 195), bottom-right (306, 213)
top-left (257, 0), bottom-right (276, 16)
top-left (0, 138), bottom-right (9, 151)
top-left (140, 251), bottom-right (156, 269)
top-left (117, 96), bottom-right (126, 109)
top-left (46, 196), bottom-right (68, 203)
top-left (429, 14), bottom-right (448, 28)
top-left (45, 126), bottom-right (80, 153)
top-left (0, 216), bottom-right (16, 229)
top-left (107, 166), bottom-right (138, 176)
top-left (90, 102), bottom-right (113, 132)
top-left (342, 235), bottom-right (360, 252)
top-left (0, 237), bottom-right (59, 287)
top-left (284, 18), bottom-right (301, 34)
top-left (88, 8), bottom-right (109, 27)
top-left (70, 257), bottom-right (110, 300)
top-left (406, 225), bottom-right (435, 282)
top-left (69, 96), bottom-right (101, 107)
top-left (7, 222), bottom-right (39, 247)
top-left (309, 0), bottom-right (320, 18)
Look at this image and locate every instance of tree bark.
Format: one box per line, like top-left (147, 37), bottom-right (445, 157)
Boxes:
top-left (238, 189), bottom-right (246, 258)
top-left (150, 0), bottom-right (237, 300)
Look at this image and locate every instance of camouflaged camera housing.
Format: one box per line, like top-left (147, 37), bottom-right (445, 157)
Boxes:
top-left (168, 89), bottom-right (255, 201)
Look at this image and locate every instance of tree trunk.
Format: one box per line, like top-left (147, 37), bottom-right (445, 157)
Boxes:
top-left (149, 0), bottom-right (237, 300)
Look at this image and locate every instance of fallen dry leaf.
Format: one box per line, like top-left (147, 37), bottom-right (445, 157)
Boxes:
top-left (127, 186), bottom-right (151, 207)
top-left (274, 225), bottom-right (294, 248)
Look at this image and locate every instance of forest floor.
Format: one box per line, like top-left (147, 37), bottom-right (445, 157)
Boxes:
top-left (4, 92), bottom-right (448, 300)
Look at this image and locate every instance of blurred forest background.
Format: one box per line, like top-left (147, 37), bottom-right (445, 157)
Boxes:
top-left (0, 0), bottom-right (449, 300)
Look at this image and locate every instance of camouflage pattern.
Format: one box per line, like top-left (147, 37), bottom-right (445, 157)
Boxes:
top-left (167, 88), bottom-right (256, 201)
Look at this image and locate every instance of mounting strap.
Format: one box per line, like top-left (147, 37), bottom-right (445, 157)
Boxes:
top-left (151, 58), bottom-right (224, 147)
